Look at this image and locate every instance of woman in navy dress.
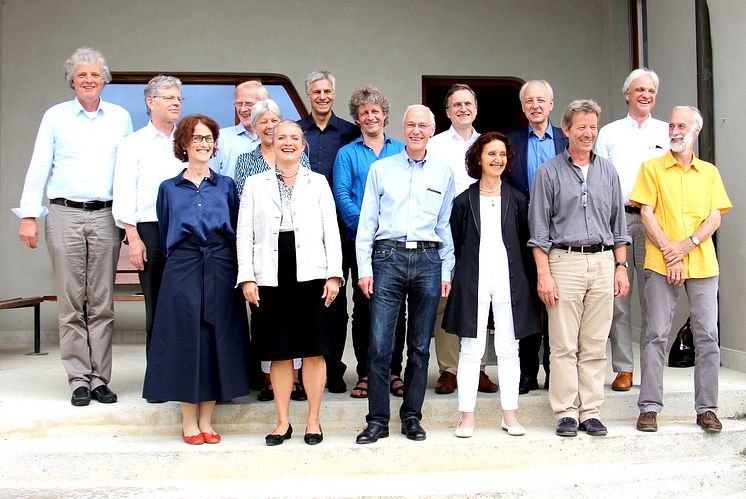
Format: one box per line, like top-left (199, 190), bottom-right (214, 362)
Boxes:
top-left (143, 114), bottom-right (250, 445)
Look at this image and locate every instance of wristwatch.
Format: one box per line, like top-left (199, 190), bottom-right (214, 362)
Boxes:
top-left (615, 261), bottom-right (629, 269)
top-left (690, 235), bottom-right (701, 246)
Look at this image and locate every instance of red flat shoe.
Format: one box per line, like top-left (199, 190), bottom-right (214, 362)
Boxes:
top-left (182, 431), bottom-right (205, 445)
top-left (202, 431), bottom-right (221, 444)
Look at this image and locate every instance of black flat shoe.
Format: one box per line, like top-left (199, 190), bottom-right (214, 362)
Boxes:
top-left (304, 425), bottom-right (323, 445)
top-left (257, 382), bottom-right (274, 402)
top-left (71, 386), bottom-right (91, 406)
top-left (356, 423), bottom-right (389, 444)
top-left (265, 424), bottom-right (292, 446)
top-left (401, 419), bottom-right (426, 441)
top-left (91, 385), bottom-right (117, 404)
top-left (518, 376), bottom-right (539, 395)
top-left (291, 382), bottom-right (307, 401)
top-left (326, 377), bottom-right (347, 394)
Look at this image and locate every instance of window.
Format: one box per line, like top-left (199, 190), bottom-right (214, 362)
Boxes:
top-left (102, 73), bottom-right (307, 130)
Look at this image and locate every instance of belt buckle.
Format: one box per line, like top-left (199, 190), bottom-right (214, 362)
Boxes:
top-left (82, 201), bottom-right (93, 210)
top-left (405, 241), bottom-right (417, 250)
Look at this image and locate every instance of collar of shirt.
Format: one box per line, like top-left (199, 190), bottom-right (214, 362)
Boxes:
top-left (527, 121), bottom-right (555, 140)
top-left (444, 125), bottom-right (479, 145)
top-left (229, 123), bottom-right (257, 141)
top-left (144, 120), bottom-right (175, 140)
top-left (566, 149), bottom-right (598, 170)
top-left (72, 97), bottom-right (104, 119)
top-left (663, 150), bottom-right (705, 172)
top-left (624, 113), bottom-right (656, 130)
top-left (305, 112), bottom-right (342, 132)
top-left (353, 134), bottom-right (394, 148)
top-left (175, 168), bottom-right (219, 186)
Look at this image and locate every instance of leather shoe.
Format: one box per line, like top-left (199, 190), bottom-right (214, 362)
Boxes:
top-left (636, 411), bottom-right (658, 432)
top-left (71, 386), bottom-right (91, 406)
top-left (401, 419), bottom-right (427, 441)
top-left (91, 385), bottom-right (117, 404)
top-left (265, 424), bottom-right (293, 446)
top-left (435, 372), bottom-right (457, 394)
top-left (697, 411), bottom-right (722, 433)
top-left (556, 417), bottom-right (578, 437)
top-left (611, 371), bottom-right (633, 391)
top-left (518, 376), bottom-right (539, 395)
top-left (257, 381), bottom-right (274, 402)
top-left (146, 399), bottom-right (166, 404)
top-left (304, 425), bottom-right (323, 445)
top-left (290, 382), bottom-right (307, 401)
top-left (356, 423), bottom-right (389, 444)
top-left (578, 418), bottom-right (607, 436)
top-left (326, 377), bottom-right (347, 394)
top-left (477, 371), bottom-right (498, 393)
top-left (202, 431), bottom-right (221, 444)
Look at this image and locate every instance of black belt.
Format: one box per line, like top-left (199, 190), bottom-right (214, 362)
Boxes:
top-left (554, 243), bottom-right (612, 254)
top-left (51, 198), bottom-right (113, 211)
top-left (624, 205), bottom-right (641, 214)
top-left (377, 239), bottom-right (440, 250)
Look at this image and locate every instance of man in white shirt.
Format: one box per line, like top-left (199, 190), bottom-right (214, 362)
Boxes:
top-left (211, 80), bottom-right (269, 179)
top-left (595, 68), bottom-right (669, 392)
top-left (112, 75), bottom-right (184, 380)
top-left (428, 84), bottom-right (497, 395)
top-left (13, 47), bottom-right (132, 407)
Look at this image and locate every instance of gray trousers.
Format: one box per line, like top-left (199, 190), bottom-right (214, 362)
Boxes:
top-left (46, 204), bottom-right (120, 391)
top-left (609, 212), bottom-right (646, 372)
top-left (638, 270), bottom-right (720, 414)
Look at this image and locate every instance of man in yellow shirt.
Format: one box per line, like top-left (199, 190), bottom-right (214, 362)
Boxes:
top-left (630, 106), bottom-right (732, 433)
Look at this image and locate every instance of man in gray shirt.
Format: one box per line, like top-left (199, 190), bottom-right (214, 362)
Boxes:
top-left (528, 99), bottom-right (630, 438)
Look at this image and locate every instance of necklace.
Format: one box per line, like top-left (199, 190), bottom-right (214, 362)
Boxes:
top-left (479, 182), bottom-right (501, 193)
top-left (276, 166), bottom-right (299, 179)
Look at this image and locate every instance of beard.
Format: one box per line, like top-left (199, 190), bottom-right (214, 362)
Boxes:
top-left (670, 131), bottom-right (695, 153)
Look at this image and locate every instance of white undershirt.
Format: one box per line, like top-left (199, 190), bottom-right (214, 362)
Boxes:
top-left (478, 195), bottom-right (510, 303)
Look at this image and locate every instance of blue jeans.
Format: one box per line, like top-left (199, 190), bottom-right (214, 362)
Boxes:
top-left (366, 243), bottom-right (442, 426)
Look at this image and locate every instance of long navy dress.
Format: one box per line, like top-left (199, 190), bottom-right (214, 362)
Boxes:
top-left (142, 169), bottom-right (250, 403)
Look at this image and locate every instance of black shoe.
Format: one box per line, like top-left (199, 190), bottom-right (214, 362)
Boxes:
top-left (356, 423), bottom-right (389, 444)
top-left (518, 376), bottom-right (539, 395)
top-left (265, 424), bottom-right (293, 446)
top-left (401, 419), bottom-right (427, 441)
top-left (146, 399), bottom-right (166, 404)
top-left (304, 425), bottom-right (324, 445)
top-left (291, 382), bottom-right (307, 401)
top-left (257, 382), bottom-right (274, 402)
top-left (91, 385), bottom-right (117, 404)
top-left (71, 386), bottom-right (91, 406)
top-left (556, 417), bottom-right (578, 437)
top-left (326, 377), bottom-right (347, 394)
top-left (579, 418), bottom-right (608, 436)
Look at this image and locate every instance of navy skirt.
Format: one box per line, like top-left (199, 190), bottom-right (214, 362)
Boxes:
top-left (143, 235), bottom-right (250, 404)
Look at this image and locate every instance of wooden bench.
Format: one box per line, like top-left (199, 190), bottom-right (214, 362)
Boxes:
top-left (0, 297), bottom-right (46, 354)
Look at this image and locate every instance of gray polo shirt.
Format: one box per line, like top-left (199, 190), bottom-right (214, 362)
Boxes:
top-left (528, 149), bottom-right (630, 254)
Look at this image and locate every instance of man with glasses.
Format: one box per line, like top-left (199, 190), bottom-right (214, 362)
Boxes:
top-left (428, 84), bottom-right (498, 395)
top-left (13, 47), bottom-right (132, 406)
top-left (355, 105), bottom-right (455, 444)
top-left (528, 100), bottom-right (630, 438)
top-left (113, 75), bottom-right (184, 388)
top-left (212, 80), bottom-right (269, 179)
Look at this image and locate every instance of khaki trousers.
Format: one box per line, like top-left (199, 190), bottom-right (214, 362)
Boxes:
top-left (46, 204), bottom-right (120, 391)
top-left (546, 249), bottom-right (614, 422)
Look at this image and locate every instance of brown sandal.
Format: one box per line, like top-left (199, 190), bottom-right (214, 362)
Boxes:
top-left (350, 377), bottom-right (368, 399)
top-left (389, 376), bottom-right (404, 397)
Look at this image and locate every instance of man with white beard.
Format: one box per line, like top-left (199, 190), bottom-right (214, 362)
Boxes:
top-left (631, 106), bottom-right (731, 433)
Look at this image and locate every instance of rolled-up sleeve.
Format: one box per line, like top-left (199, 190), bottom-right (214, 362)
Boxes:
top-left (527, 167), bottom-right (553, 253)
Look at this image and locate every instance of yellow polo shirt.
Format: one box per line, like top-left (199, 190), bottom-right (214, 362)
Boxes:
top-left (630, 151), bottom-right (732, 278)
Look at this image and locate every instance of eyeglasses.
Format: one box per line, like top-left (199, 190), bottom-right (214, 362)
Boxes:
top-left (234, 101), bottom-right (257, 109)
top-left (153, 95), bottom-right (184, 103)
top-left (191, 134), bottom-right (214, 144)
top-left (404, 122), bottom-right (432, 131)
top-left (448, 101), bottom-right (475, 110)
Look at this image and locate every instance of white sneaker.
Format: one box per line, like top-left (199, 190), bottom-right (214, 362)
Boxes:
top-left (501, 418), bottom-right (526, 436)
top-left (455, 421), bottom-right (474, 438)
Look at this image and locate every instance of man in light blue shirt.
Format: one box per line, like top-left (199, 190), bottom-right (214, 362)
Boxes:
top-left (355, 105), bottom-right (455, 444)
top-left (211, 80), bottom-right (269, 179)
top-left (14, 47), bottom-right (133, 407)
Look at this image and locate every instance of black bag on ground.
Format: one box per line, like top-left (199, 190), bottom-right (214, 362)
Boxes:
top-left (668, 317), bottom-right (695, 368)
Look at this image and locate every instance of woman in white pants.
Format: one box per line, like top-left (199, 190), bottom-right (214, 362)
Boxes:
top-left (442, 132), bottom-right (540, 437)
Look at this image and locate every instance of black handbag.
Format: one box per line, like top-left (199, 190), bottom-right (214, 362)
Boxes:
top-left (668, 317), bottom-right (695, 368)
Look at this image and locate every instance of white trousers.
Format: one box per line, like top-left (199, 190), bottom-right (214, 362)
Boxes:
top-left (457, 300), bottom-right (520, 412)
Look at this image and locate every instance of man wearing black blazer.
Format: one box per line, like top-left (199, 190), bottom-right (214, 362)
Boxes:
top-left (507, 79), bottom-right (567, 394)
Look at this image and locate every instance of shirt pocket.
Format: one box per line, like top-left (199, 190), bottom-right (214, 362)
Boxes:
top-left (422, 187), bottom-right (444, 216)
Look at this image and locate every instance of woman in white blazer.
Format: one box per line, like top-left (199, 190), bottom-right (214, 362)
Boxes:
top-left (236, 120), bottom-right (343, 446)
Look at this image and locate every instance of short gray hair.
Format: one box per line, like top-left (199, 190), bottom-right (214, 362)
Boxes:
top-left (519, 80), bottom-right (554, 103)
top-left (672, 105), bottom-right (704, 130)
top-left (249, 99), bottom-right (282, 130)
top-left (561, 99), bottom-right (602, 129)
top-left (622, 68), bottom-right (660, 95)
top-left (234, 80), bottom-right (269, 100)
top-left (144, 75), bottom-right (182, 115)
top-left (348, 85), bottom-right (390, 127)
top-left (64, 47), bottom-right (112, 88)
top-left (305, 70), bottom-right (336, 93)
top-left (402, 104), bottom-right (436, 127)
top-left (272, 119), bottom-right (305, 143)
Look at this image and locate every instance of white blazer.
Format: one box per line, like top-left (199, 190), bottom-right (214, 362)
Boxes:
top-left (236, 167), bottom-right (343, 287)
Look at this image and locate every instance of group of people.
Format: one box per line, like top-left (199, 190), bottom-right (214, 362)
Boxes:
top-left (14, 47), bottom-right (731, 446)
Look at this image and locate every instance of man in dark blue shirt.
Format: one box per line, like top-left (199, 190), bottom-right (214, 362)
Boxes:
top-left (297, 71), bottom-right (359, 393)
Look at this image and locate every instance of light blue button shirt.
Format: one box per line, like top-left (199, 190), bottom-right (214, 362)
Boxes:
top-left (13, 98), bottom-right (133, 219)
top-left (356, 149), bottom-right (456, 282)
top-left (210, 124), bottom-right (260, 179)
top-left (526, 122), bottom-right (557, 192)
